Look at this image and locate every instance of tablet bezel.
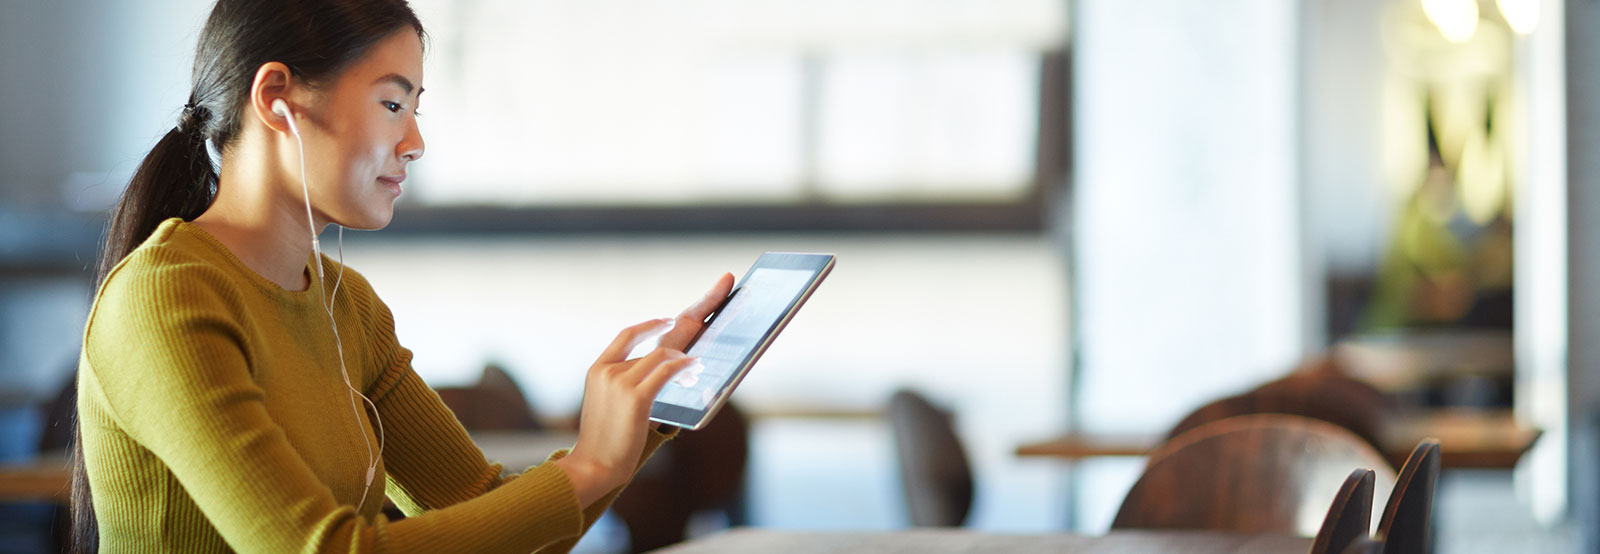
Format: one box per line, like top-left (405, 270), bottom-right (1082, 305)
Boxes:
top-left (648, 252), bottom-right (835, 430)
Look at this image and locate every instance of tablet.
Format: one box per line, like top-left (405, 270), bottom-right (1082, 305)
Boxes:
top-left (650, 252), bottom-right (835, 430)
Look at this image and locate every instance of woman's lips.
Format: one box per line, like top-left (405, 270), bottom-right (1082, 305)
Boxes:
top-left (377, 174), bottom-right (405, 195)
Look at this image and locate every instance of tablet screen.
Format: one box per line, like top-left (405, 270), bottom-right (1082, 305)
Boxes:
top-left (655, 267), bottom-right (818, 410)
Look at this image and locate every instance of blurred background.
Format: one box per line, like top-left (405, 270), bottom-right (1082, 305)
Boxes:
top-left (0, 0), bottom-right (1593, 552)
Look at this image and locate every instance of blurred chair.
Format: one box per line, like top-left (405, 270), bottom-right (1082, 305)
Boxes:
top-left (887, 389), bottom-right (973, 527)
top-left (1375, 440), bottom-right (1442, 554)
top-left (1310, 468), bottom-right (1376, 554)
top-left (433, 363), bottom-right (542, 431)
top-left (37, 373), bottom-right (76, 453)
top-left (611, 402), bottom-right (750, 553)
top-left (1166, 357), bottom-right (1392, 459)
top-left (1113, 414), bottom-right (1395, 536)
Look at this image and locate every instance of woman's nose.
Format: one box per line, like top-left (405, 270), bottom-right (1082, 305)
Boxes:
top-left (399, 117), bottom-right (424, 162)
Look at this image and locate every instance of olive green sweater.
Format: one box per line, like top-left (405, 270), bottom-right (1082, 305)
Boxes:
top-left (78, 218), bottom-right (672, 553)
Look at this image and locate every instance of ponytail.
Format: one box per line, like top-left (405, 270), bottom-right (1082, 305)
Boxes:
top-left (70, 99), bottom-right (217, 554)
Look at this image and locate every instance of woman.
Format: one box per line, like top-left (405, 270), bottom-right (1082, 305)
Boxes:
top-left (71, 1), bottom-right (731, 552)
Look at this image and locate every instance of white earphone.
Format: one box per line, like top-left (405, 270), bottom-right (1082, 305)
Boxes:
top-left (273, 98), bottom-right (385, 512)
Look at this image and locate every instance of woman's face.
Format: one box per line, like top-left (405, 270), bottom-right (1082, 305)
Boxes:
top-left (293, 29), bottom-right (425, 231)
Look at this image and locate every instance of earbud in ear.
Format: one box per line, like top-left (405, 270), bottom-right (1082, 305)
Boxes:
top-left (273, 99), bottom-right (301, 138)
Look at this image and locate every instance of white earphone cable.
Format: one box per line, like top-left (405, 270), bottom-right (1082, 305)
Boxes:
top-left (285, 108), bottom-right (384, 514)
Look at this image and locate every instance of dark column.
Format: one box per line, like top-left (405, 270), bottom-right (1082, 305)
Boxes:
top-left (1566, 1), bottom-right (1600, 551)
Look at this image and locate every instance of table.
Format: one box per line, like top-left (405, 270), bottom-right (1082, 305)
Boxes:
top-left (648, 528), bottom-right (1314, 554)
top-left (1015, 409), bottom-right (1541, 470)
top-left (0, 452), bottom-right (69, 503)
top-left (0, 431), bottom-right (581, 504)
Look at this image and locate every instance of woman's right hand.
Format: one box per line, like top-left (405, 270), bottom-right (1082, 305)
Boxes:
top-left (554, 318), bottom-right (702, 506)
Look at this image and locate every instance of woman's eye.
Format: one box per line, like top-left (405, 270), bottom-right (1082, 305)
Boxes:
top-left (382, 101), bottom-right (403, 113)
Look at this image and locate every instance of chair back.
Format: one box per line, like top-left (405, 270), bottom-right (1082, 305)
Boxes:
top-left (1113, 414), bottom-right (1395, 536)
top-left (1310, 468), bottom-right (1376, 554)
top-left (1167, 367), bottom-right (1390, 459)
top-left (39, 373), bottom-right (77, 452)
top-left (888, 389), bottom-right (974, 527)
top-left (1376, 440), bottom-right (1442, 554)
top-left (434, 363), bottom-right (542, 431)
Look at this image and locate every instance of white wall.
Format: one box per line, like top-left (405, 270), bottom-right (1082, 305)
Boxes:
top-left (1513, 0), bottom-right (1568, 527)
top-left (1300, 0), bottom-right (1395, 278)
top-left (1064, 0), bottom-right (1307, 530)
top-left (1072, 0), bottom-right (1307, 435)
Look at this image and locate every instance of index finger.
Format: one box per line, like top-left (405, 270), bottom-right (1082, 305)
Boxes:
top-left (659, 272), bottom-right (735, 349)
top-left (596, 318), bottom-right (676, 364)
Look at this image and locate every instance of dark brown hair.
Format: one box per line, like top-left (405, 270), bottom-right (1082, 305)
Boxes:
top-left (73, 1), bottom-right (423, 551)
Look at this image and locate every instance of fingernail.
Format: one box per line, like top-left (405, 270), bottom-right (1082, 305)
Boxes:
top-left (674, 360), bottom-right (705, 385)
top-left (674, 367), bottom-right (701, 387)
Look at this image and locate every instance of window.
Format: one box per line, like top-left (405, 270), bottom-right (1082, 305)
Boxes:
top-left (399, 0), bottom-right (1069, 231)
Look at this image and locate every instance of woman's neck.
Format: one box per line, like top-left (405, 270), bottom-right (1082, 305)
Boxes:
top-left (194, 143), bottom-right (322, 292)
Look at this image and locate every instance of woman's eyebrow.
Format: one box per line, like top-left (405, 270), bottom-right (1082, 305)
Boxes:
top-left (373, 73), bottom-right (423, 98)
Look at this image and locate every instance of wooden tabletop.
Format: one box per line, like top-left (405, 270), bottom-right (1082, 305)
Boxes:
top-left (1015, 409), bottom-right (1541, 470)
top-left (648, 528), bottom-right (1314, 554)
top-left (0, 452), bottom-right (69, 503)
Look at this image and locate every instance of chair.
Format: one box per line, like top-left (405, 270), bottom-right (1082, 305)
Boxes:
top-left (433, 363), bottom-right (542, 431)
top-left (888, 389), bottom-right (974, 527)
top-left (1166, 358), bottom-right (1392, 458)
top-left (1112, 414), bottom-right (1395, 536)
top-left (37, 373), bottom-right (77, 453)
top-left (611, 402), bottom-right (750, 552)
top-left (1375, 440), bottom-right (1441, 554)
top-left (1310, 469), bottom-right (1376, 554)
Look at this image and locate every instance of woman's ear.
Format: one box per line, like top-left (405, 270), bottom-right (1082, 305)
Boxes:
top-left (248, 62), bottom-right (295, 135)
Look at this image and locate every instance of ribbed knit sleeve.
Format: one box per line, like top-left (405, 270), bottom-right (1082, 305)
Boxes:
top-left (78, 221), bottom-right (675, 554)
top-left (349, 270), bottom-right (678, 554)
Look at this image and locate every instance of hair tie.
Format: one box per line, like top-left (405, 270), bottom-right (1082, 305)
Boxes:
top-left (176, 102), bottom-right (209, 135)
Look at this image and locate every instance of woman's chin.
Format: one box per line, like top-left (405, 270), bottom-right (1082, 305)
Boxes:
top-left (339, 206), bottom-right (395, 231)
top-left (360, 212), bottom-right (395, 231)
